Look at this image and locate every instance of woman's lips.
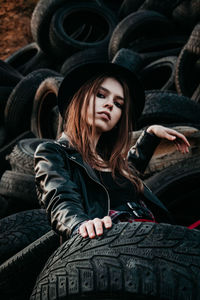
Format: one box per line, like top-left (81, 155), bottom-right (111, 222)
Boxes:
top-left (98, 111), bottom-right (111, 121)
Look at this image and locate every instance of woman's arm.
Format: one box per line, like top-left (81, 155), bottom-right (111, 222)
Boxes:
top-left (128, 129), bottom-right (161, 173)
top-left (128, 125), bottom-right (190, 174)
top-left (146, 125), bottom-right (190, 153)
top-left (34, 141), bottom-right (89, 238)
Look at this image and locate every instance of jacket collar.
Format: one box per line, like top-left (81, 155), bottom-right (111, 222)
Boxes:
top-left (57, 132), bottom-right (100, 183)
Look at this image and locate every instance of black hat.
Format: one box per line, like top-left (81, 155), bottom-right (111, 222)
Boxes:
top-left (57, 49), bottom-right (145, 126)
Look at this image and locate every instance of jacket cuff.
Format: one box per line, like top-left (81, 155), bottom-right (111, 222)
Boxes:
top-left (142, 129), bottom-right (161, 145)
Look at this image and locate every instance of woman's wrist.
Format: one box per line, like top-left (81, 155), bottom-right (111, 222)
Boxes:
top-left (146, 125), bottom-right (156, 135)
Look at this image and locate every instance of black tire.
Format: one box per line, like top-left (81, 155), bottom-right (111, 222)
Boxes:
top-left (0, 170), bottom-right (38, 207)
top-left (140, 56), bottom-right (177, 91)
top-left (175, 23), bottom-right (200, 99)
top-left (99, 0), bottom-right (124, 13)
top-left (50, 105), bottom-right (62, 140)
top-left (5, 42), bottom-right (59, 75)
top-left (140, 46), bottom-right (182, 68)
top-left (138, 90), bottom-right (200, 129)
top-left (0, 131), bottom-right (35, 178)
top-left (118, 0), bottom-right (145, 19)
top-left (0, 126), bottom-right (6, 148)
top-left (31, 76), bottom-right (63, 139)
top-left (145, 156), bottom-right (200, 226)
top-left (0, 195), bottom-right (8, 219)
top-left (4, 69), bottom-right (59, 139)
top-left (0, 209), bottom-right (51, 265)
top-left (0, 87), bottom-right (12, 123)
top-left (108, 10), bottom-right (175, 60)
top-left (0, 230), bottom-right (60, 300)
top-left (49, 2), bottom-right (117, 59)
top-left (31, 0), bottom-right (67, 57)
top-left (175, 48), bottom-right (200, 99)
top-left (31, 222), bottom-right (200, 300)
top-left (6, 138), bottom-right (51, 175)
top-left (0, 59), bottom-right (23, 86)
top-left (60, 47), bottom-right (109, 76)
top-left (129, 35), bottom-right (187, 55)
top-left (140, 0), bottom-right (184, 17)
top-left (131, 125), bottom-right (200, 178)
top-left (113, 48), bottom-right (143, 73)
top-left (192, 83), bottom-right (200, 102)
top-left (172, 0), bottom-right (200, 32)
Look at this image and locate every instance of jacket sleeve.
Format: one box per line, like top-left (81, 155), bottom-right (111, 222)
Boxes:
top-left (128, 130), bottom-right (161, 173)
top-left (34, 141), bottom-right (89, 238)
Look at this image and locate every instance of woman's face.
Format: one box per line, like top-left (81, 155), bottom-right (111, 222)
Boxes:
top-left (85, 77), bottom-right (124, 134)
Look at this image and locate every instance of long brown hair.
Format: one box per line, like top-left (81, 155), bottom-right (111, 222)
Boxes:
top-left (64, 73), bottom-right (143, 193)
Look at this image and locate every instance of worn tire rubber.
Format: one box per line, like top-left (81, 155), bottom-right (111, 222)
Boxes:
top-left (172, 0), bottom-right (200, 32)
top-left (175, 23), bottom-right (200, 99)
top-left (31, 76), bottom-right (63, 139)
top-left (31, 0), bottom-right (67, 57)
top-left (140, 0), bottom-right (183, 17)
top-left (0, 230), bottom-right (60, 300)
top-left (0, 131), bottom-right (35, 177)
top-left (0, 170), bottom-right (38, 206)
top-left (108, 10), bottom-right (174, 60)
top-left (6, 138), bottom-right (51, 175)
top-left (0, 87), bottom-right (12, 123)
top-left (140, 56), bottom-right (177, 91)
top-left (60, 46), bottom-right (109, 75)
top-left (118, 0), bottom-right (145, 19)
top-left (5, 42), bottom-right (58, 75)
top-left (175, 48), bottom-right (199, 98)
top-left (140, 47), bottom-right (182, 68)
top-left (0, 195), bottom-right (8, 220)
top-left (4, 69), bottom-right (59, 139)
top-left (129, 35), bottom-right (187, 55)
top-left (0, 126), bottom-right (6, 148)
top-left (138, 90), bottom-right (200, 129)
top-left (145, 156), bottom-right (200, 226)
top-left (131, 125), bottom-right (200, 178)
top-left (0, 59), bottom-right (23, 86)
top-left (31, 222), bottom-right (200, 300)
top-left (0, 209), bottom-right (51, 265)
top-left (49, 2), bottom-right (117, 59)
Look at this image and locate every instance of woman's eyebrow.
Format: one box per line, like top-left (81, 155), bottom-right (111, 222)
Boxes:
top-left (99, 86), bottom-right (124, 101)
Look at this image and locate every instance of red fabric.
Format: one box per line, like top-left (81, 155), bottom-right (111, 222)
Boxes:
top-left (109, 209), bottom-right (156, 224)
top-left (187, 220), bottom-right (200, 229)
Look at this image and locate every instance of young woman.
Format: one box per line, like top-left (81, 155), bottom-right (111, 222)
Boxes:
top-left (34, 60), bottom-right (190, 241)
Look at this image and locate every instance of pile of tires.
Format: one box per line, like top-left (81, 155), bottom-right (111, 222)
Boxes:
top-left (0, 0), bottom-right (200, 299)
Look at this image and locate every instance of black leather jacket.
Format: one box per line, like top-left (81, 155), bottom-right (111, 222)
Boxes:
top-left (34, 130), bottom-right (172, 238)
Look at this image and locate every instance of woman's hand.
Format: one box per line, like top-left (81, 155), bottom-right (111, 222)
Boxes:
top-left (79, 216), bottom-right (112, 238)
top-left (147, 125), bottom-right (190, 154)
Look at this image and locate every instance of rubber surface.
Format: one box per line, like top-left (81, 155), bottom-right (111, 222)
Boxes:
top-left (31, 222), bottom-right (200, 300)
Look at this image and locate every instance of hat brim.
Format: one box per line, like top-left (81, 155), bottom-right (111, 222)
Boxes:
top-left (58, 62), bottom-right (145, 126)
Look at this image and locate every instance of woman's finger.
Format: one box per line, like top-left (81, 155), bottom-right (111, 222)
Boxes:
top-left (93, 218), bottom-right (104, 236)
top-left (79, 222), bottom-right (88, 237)
top-left (85, 220), bottom-right (96, 238)
top-left (167, 129), bottom-right (190, 147)
top-left (174, 139), bottom-right (189, 153)
top-left (103, 216), bottom-right (112, 228)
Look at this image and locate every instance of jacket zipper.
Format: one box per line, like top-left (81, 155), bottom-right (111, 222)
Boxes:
top-left (68, 156), bottom-right (111, 216)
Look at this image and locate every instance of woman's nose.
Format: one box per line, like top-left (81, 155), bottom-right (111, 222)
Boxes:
top-left (104, 99), bottom-right (113, 110)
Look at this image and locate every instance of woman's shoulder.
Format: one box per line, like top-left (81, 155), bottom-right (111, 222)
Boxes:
top-left (34, 133), bottom-right (71, 156)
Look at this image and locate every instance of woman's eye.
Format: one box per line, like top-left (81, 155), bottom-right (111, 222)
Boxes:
top-left (97, 92), bottom-right (105, 99)
top-left (114, 102), bottom-right (123, 109)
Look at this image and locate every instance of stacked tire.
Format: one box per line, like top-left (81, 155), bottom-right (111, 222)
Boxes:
top-left (0, 0), bottom-right (200, 299)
